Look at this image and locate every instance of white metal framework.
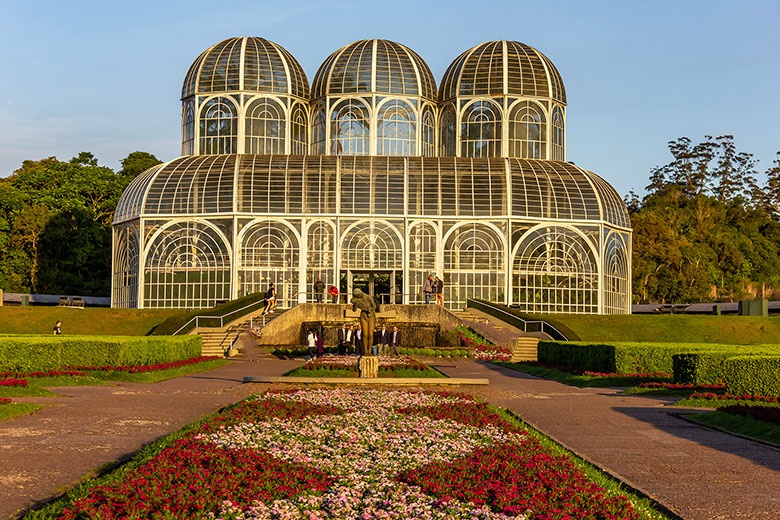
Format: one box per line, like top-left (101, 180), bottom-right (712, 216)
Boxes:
top-left (113, 37), bottom-right (632, 313)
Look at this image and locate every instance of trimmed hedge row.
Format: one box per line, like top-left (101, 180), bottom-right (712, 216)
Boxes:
top-left (0, 335), bottom-right (202, 372)
top-left (724, 356), bottom-right (780, 396)
top-left (538, 341), bottom-right (780, 379)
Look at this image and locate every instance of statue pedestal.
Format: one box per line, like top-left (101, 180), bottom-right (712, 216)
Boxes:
top-left (358, 356), bottom-right (379, 378)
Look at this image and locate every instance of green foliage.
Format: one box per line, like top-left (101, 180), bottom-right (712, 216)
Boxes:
top-left (0, 151), bottom-right (159, 296)
top-left (688, 410), bottom-right (780, 447)
top-left (672, 352), bottom-right (735, 384)
top-left (119, 151), bottom-right (162, 179)
top-left (0, 335), bottom-right (202, 372)
top-left (724, 356), bottom-right (780, 396)
top-left (539, 341), bottom-right (780, 376)
top-left (632, 136), bottom-right (780, 304)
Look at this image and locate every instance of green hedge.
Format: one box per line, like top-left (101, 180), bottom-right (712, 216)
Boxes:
top-left (724, 356), bottom-right (780, 396)
top-left (672, 352), bottom-right (737, 384)
top-left (538, 341), bottom-right (780, 376)
top-left (0, 335), bottom-right (202, 372)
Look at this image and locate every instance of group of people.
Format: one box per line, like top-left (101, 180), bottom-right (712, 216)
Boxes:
top-left (313, 277), bottom-right (341, 303)
top-left (422, 274), bottom-right (444, 305)
top-left (306, 322), bottom-right (402, 358)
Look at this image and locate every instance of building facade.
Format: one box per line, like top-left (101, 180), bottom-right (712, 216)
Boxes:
top-left (113, 37), bottom-right (632, 313)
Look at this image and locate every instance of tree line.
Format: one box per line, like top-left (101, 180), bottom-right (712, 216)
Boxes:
top-left (1, 137), bottom-right (778, 304)
top-left (0, 151), bottom-right (161, 296)
top-left (629, 135), bottom-right (780, 303)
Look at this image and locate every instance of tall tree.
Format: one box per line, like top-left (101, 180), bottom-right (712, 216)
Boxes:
top-left (119, 151), bottom-right (162, 179)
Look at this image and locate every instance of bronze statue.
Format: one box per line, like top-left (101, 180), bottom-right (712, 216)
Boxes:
top-left (351, 288), bottom-right (377, 354)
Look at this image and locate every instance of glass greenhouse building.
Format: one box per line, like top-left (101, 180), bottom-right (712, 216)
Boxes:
top-left (113, 37), bottom-right (632, 313)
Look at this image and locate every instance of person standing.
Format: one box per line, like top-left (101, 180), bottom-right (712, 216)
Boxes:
top-left (345, 324), bottom-right (355, 355)
top-left (306, 329), bottom-right (317, 358)
top-left (376, 323), bottom-right (390, 356)
top-left (423, 274), bottom-right (433, 304)
top-left (337, 323), bottom-right (348, 355)
top-left (316, 322), bottom-right (325, 358)
top-left (434, 276), bottom-right (444, 306)
top-left (354, 323), bottom-right (365, 356)
top-left (53, 320), bottom-right (62, 335)
top-left (328, 285), bottom-right (339, 303)
top-left (262, 283), bottom-right (276, 315)
top-left (390, 325), bottom-right (401, 356)
top-left (313, 277), bottom-right (325, 303)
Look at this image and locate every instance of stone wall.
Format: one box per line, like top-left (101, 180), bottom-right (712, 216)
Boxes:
top-left (256, 303), bottom-right (461, 347)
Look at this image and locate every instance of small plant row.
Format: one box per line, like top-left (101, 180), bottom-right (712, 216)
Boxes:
top-left (66, 355), bottom-right (220, 373)
top-left (689, 391), bottom-right (780, 404)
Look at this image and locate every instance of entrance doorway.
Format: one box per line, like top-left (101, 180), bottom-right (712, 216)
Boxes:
top-left (341, 270), bottom-right (403, 305)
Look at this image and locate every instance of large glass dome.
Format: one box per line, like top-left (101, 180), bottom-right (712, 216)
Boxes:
top-left (181, 36), bottom-right (310, 99)
top-left (439, 40), bottom-right (566, 103)
top-left (312, 39), bottom-right (436, 99)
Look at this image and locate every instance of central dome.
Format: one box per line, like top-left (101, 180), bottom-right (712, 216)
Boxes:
top-left (312, 39), bottom-right (437, 100)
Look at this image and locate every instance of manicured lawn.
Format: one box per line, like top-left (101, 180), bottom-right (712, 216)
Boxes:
top-left (683, 410), bottom-right (780, 446)
top-left (0, 307), bottom-right (182, 336)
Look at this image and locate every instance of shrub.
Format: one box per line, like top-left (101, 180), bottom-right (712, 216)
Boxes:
top-left (724, 356), bottom-right (780, 397)
top-left (0, 336), bottom-right (202, 372)
top-left (672, 352), bottom-right (735, 384)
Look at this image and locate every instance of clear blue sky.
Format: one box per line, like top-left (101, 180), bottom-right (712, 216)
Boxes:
top-left (1, 0), bottom-right (778, 198)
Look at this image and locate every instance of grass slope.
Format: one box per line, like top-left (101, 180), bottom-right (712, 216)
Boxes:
top-left (527, 313), bottom-right (780, 344)
top-left (0, 307), bottom-right (182, 336)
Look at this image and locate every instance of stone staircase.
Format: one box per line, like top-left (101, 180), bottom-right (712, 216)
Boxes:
top-left (194, 307), bottom-right (285, 357)
top-left (451, 308), bottom-right (539, 362)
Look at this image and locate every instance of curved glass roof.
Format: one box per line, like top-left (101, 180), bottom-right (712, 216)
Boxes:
top-left (439, 40), bottom-right (566, 104)
top-left (181, 36), bottom-right (310, 99)
top-left (311, 39), bottom-right (437, 100)
top-left (115, 155), bottom-right (628, 229)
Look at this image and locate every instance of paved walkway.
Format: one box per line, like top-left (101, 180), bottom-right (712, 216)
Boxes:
top-left (2, 353), bottom-right (779, 519)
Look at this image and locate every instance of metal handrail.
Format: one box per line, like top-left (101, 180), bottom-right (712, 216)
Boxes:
top-left (466, 299), bottom-right (569, 341)
top-left (173, 298), bottom-right (268, 335)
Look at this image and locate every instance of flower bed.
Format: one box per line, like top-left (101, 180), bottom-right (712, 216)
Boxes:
top-left (66, 356), bottom-right (220, 373)
top-left (59, 388), bottom-right (642, 519)
top-left (294, 355), bottom-right (441, 377)
top-left (639, 382), bottom-right (725, 390)
top-left (689, 391), bottom-right (780, 404)
top-left (717, 404), bottom-right (780, 425)
top-left (0, 378), bottom-right (28, 387)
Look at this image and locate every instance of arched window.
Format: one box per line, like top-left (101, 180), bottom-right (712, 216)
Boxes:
top-left (460, 101), bottom-right (502, 158)
top-left (439, 104), bottom-right (456, 156)
top-left (377, 99), bottom-right (415, 156)
top-left (306, 220), bottom-right (335, 293)
top-left (603, 231), bottom-right (630, 314)
top-left (444, 223), bottom-right (505, 305)
top-left (311, 104), bottom-right (326, 155)
top-left (421, 107), bottom-right (436, 157)
top-left (112, 225), bottom-right (139, 308)
top-left (512, 226), bottom-right (598, 314)
top-left (509, 101), bottom-right (547, 159)
top-left (409, 222), bottom-right (438, 303)
top-left (341, 220), bottom-right (402, 270)
top-left (144, 222), bottom-right (231, 308)
top-left (182, 102), bottom-right (195, 155)
top-left (552, 105), bottom-right (565, 161)
top-left (199, 97), bottom-right (238, 155)
top-left (291, 103), bottom-right (309, 155)
top-left (245, 98), bottom-right (285, 154)
top-left (331, 99), bottom-right (370, 156)
top-left (238, 220), bottom-right (299, 304)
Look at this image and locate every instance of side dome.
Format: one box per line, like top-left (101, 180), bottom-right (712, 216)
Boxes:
top-left (439, 40), bottom-right (566, 103)
top-left (312, 39), bottom-right (436, 100)
top-left (181, 36), bottom-right (310, 99)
